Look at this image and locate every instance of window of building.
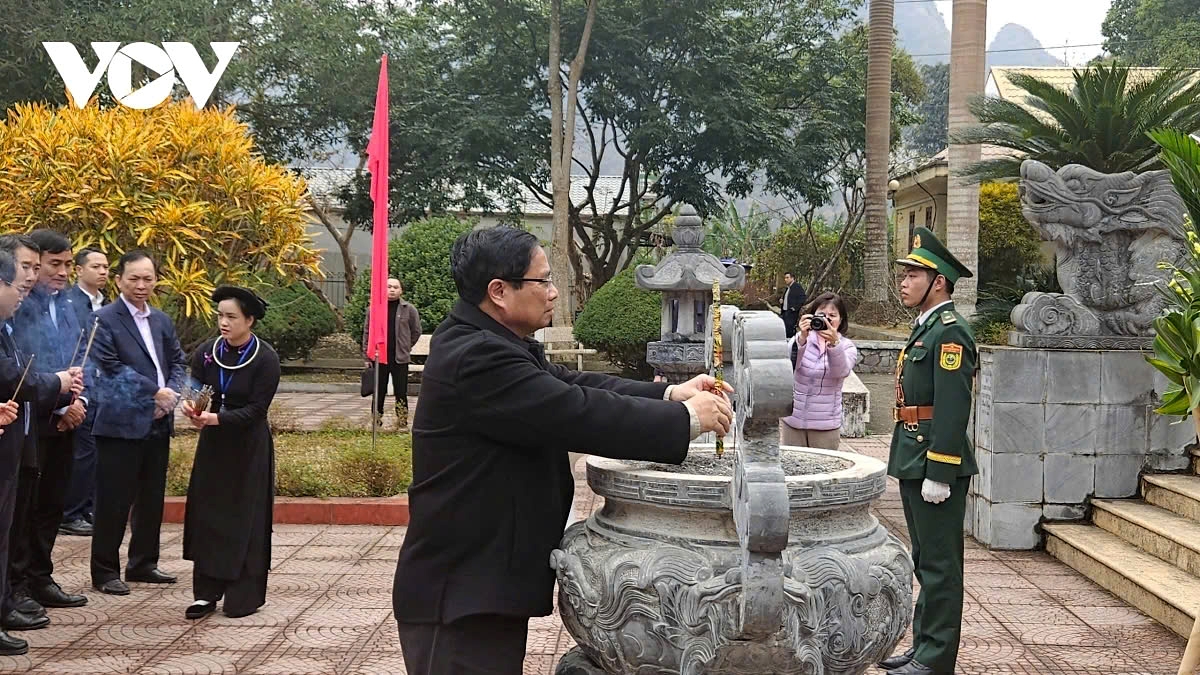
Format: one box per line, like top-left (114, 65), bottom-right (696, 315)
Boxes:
top-left (925, 206), bottom-right (933, 227)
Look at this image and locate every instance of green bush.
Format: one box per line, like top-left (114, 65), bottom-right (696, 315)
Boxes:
top-left (168, 430), bottom-right (413, 498)
top-left (254, 281), bottom-right (339, 360)
top-left (751, 217), bottom-right (865, 299)
top-left (573, 265), bottom-right (661, 378)
top-left (348, 215), bottom-right (477, 347)
top-left (979, 182), bottom-right (1044, 290)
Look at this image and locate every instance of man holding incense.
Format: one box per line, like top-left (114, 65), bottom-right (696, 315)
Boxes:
top-left (11, 230), bottom-right (90, 615)
top-left (0, 247), bottom-right (80, 654)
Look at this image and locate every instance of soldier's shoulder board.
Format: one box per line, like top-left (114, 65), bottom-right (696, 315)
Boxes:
top-left (941, 311), bottom-right (957, 325)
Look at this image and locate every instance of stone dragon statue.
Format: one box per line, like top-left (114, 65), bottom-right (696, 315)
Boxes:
top-left (1014, 159), bottom-right (1186, 339)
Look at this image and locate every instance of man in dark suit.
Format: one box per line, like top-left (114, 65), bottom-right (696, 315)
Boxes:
top-left (780, 271), bottom-right (806, 339)
top-left (0, 244), bottom-right (81, 651)
top-left (9, 230), bottom-right (89, 615)
top-left (87, 251), bottom-right (187, 596)
top-left (60, 247), bottom-right (109, 537)
top-left (392, 226), bottom-right (734, 674)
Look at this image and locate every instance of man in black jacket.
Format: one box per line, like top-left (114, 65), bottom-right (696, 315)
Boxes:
top-left (392, 226), bottom-right (733, 674)
top-left (780, 272), bottom-right (806, 339)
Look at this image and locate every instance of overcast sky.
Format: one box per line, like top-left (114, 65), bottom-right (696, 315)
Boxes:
top-left (933, 0), bottom-right (1115, 65)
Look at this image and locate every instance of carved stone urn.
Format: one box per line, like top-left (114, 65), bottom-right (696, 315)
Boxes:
top-left (551, 310), bottom-right (913, 675)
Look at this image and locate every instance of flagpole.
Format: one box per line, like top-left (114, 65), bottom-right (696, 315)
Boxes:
top-left (372, 356), bottom-right (380, 452)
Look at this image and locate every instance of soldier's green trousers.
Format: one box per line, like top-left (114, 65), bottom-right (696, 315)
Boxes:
top-left (899, 476), bottom-right (971, 673)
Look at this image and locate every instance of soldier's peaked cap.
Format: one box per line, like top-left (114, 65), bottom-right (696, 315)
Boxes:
top-left (894, 226), bottom-right (973, 283)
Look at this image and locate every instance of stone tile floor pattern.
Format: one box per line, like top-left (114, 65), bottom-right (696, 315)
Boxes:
top-left (11, 433), bottom-right (1190, 674)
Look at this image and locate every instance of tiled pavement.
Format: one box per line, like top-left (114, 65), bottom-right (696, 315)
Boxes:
top-left (13, 432), bottom-right (1190, 674)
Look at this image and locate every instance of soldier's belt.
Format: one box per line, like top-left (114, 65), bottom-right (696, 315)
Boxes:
top-left (893, 405), bottom-right (934, 424)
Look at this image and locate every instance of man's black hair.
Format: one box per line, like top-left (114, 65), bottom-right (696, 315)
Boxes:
top-left (450, 226), bottom-right (541, 305)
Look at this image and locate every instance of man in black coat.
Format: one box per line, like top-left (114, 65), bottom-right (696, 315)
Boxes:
top-left (0, 248), bottom-right (81, 654)
top-left (392, 226), bottom-right (734, 674)
top-left (61, 247), bottom-right (108, 537)
top-left (780, 271), bottom-right (807, 339)
top-left (87, 251), bottom-right (187, 596)
top-left (9, 230), bottom-right (90, 616)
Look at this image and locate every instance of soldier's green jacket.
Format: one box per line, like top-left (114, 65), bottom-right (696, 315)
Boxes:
top-left (887, 302), bottom-right (980, 484)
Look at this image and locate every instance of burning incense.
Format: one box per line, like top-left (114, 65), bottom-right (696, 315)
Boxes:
top-left (10, 353), bottom-right (34, 404)
top-left (712, 280), bottom-right (725, 457)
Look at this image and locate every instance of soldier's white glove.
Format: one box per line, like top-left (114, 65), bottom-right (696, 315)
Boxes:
top-left (921, 479), bottom-right (951, 504)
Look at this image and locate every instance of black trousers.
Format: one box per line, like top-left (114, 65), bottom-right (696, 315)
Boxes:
top-left (194, 569), bottom-right (267, 616)
top-left (782, 311), bottom-right (799, 339)
top-left (6, 466), bottom-right (37, 598)
top-left (373, 362), bottom-right (410, 415)
top-left (397, 614), bottom-right (528, 675)
top-left (0, 445), bottom-right (22, 612)
top-left (19, 432), bottom-right (75, 588)
top-left (63, 416), bottom-right (97, 523)
top-left (91, 432), bottom-right (170, 584)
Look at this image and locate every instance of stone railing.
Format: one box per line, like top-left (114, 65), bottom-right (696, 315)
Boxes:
top-left (855, 340), bottom-right (904, 374)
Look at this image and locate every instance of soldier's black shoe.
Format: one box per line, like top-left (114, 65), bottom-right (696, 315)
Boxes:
top-left (0, 629), bottom-right (27, 655)
top-left (891, 660), bottom-right (950, 675)
top-left (1, 609), bottom-right (49, 631)
top-left (878, 646), bottom-right (916, 670)
top-left (59, 518), bottom-right (93, 536)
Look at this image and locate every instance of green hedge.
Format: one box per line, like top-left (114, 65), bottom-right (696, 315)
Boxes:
top-left (348, 215), bottom-right (476, 347)
top-left (168, 430), bottom-right (413, 498)
top-left (255, 281), bottom-right (339, 360)
top-left (573, 265), bottom-right (661, 377)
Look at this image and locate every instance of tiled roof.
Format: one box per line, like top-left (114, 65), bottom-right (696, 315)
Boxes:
top-left (295, 167), bottom-right (637, 216)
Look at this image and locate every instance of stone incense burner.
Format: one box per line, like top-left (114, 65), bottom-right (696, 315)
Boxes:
top-left (551, 310), bottom-right (913, 675)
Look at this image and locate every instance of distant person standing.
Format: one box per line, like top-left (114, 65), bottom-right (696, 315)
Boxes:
top-left (780, 272), bottom-right (806, 339)
top-left (88, 251), bottom-right (188, 596)
top-left (363, 278), bottom-right (421, 429)
top-left (61, 247), bottom-right (110, 536)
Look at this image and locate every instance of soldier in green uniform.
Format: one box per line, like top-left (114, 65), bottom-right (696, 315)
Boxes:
top-left (877, 226), bottom-right (978, 675)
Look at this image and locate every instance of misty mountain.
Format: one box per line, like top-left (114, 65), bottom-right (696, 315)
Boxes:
top-left (987, 23), bottom-right (1067, 68)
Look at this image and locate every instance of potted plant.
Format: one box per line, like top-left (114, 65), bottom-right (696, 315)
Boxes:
top-left (1145, 128), bottom-right (1200, 431)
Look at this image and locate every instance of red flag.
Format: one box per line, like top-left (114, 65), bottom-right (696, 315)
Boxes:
top-left (365, 54), bottom-right (390, 365)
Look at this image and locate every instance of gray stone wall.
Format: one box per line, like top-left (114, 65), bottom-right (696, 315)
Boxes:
top-left (855, 340), bottom-right (904, 374)
top-left (968, 346), bottom-right (1197, 550)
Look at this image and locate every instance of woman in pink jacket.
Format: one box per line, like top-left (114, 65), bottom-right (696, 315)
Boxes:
top-left (779, 292), bottom-right (858, 449)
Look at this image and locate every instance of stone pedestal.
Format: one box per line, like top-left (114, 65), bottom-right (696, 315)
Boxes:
top-left (968, 346), bottom-right (1197, 549)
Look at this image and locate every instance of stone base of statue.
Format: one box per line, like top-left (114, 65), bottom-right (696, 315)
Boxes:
top-left (551, 447), bottom-right (912, 675)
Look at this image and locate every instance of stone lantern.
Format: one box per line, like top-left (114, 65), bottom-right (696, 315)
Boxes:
top-left (635, 204), bottom-right (746, 382)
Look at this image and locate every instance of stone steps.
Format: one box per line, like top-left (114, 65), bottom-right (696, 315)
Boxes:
top-left (1044, 521), bottom-right (1199, 638)
top-left (1142, 474), bottom-right (1200, 522)
top-left (1091, 498), bottom-right (1200, 577)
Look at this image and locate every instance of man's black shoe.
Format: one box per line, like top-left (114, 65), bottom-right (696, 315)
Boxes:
top-left (1, 609), bottom-right (49, 631)
top-left (31, 582), bottom-right (87, 608)
top-left (185, 601), bottom-right (216, 620)
top-left (878, 646), bottom-right (916, 670)
top-left (93, 579), bottom-right (130, 595)
top-left (9, 590), bottom-right (44, 617)
top-left (0, 629), bottom-right (27, 655)
top-left (59, 518), bottom-right (93, 536)
top-left (126, 568), bottom-right (176, 584)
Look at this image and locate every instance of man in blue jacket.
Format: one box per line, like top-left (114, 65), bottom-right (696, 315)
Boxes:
top-left (87, 251), bottom-right (187, 596)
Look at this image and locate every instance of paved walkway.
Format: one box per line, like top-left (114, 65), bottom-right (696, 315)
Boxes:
top-left (25, 407), bottom-right (1189, 673)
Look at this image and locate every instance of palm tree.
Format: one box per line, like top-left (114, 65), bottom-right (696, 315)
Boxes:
top-left (862, 0), bottom-right (895, 303)
top-left (953, 63), bottom-right (1200, 182)
top-left (703, 202), bottom-right (771, 262)
top-left (946, 0), bottom-right (987, 317)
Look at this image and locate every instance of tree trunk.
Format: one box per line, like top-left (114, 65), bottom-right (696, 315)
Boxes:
top-left (947, 0), bottom-right (986, 317)
top-left (548, 0), bottom-right (598, 327)
top-left (862, 0), bottom-right (895, 303)
top-left (307, 193), bottom-right (358, 299)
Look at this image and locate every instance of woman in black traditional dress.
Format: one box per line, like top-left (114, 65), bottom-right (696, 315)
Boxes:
top-left (180, 286), bottom-right (280, 619)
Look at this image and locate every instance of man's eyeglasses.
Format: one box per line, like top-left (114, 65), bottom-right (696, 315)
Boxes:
top-left (504, 277), bottom-right (554, 286)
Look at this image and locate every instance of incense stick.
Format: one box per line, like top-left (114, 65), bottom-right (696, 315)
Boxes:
top-left (79, 318), bottom-right (99, 368)
top-left (10, 353), bottom-right (34, 404)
